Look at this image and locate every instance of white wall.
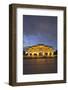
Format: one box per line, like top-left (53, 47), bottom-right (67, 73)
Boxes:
top-left (0, 0), bottom-right (68, 90)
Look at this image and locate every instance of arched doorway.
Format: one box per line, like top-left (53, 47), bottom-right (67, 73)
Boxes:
top-left (45, 53), bottom-right (48, 56)
top-left (30, 53), bottom-right (32, 56)
top-left (34, 53), bottom-right (37, 56)
top-left (49, 53), bottom-right (52, 56)
top-left (39, 52), bottom-right (43, 56)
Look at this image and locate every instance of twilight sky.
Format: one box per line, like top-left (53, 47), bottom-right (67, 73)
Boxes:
top-left (23, 15), bottom-right (57, 49)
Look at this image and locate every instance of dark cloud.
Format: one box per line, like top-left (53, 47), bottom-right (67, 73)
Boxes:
top-left (23, 15), bottom-right (57, 49)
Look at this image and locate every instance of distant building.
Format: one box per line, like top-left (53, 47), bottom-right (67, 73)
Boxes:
top-left (24, 44), bottom-right (56, 57)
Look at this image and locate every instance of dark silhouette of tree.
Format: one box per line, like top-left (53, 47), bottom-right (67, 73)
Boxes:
top-left (54, 50), bottom-right (57, 55)
top-left (23, 51), bottom-right (25, 55)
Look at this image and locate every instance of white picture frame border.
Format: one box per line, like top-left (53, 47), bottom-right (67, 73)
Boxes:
top-left (16, 7), bottom-right (64, 83)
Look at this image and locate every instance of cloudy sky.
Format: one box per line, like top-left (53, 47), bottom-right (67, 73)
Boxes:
top-left (23, 15), bottom-right (57, 49)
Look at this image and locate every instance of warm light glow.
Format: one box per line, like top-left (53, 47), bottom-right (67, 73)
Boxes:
top-left (24, 45), bottom-right (56, 57)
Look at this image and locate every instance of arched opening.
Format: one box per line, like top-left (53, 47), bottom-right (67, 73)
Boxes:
top-left (34, 53), bottom-right (37, 56)
top-left (45, 53), bottom-right (48, 56)
top-left (39, 52), bottom-right (43, 56)
top-left (30, 53), bottom-right (32, 56)
top-left (49, 53), bottom-right (52, 56)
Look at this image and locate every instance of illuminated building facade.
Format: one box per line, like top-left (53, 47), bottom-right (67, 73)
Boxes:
top-left (24, 44), bottom-right (56, 57)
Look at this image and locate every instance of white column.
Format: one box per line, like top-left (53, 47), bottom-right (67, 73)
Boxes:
top-left (51, 52), bottom-right (54, 56)
top-left (48, 52), bottom-right (50, 56)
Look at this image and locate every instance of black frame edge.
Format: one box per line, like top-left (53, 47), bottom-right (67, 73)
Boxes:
top-left (9, 4), bottom-right (13, 86)
top-left (64, 7), bottom-right (66, 83)
top-left (9, 4), bottom-right (16, 86)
